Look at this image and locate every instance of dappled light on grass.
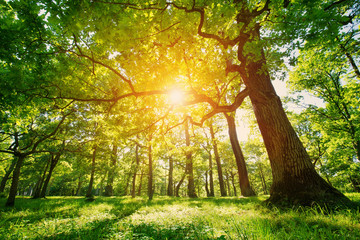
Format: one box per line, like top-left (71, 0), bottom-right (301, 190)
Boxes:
top-left (0, 195), bottom-right (359, 239)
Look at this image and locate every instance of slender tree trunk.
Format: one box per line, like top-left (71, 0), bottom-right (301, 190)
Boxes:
top-left (6, 155), bottom-right (26, 207)
top-left (148, 143), bottom-right (154, 200)
top-left (137, 169), bottom-right (143, 196)
top-left (132, 144), bottom-right (140, 198)
top-left (86, 145), bottom-right (97, 198)
top-left (167, 157), bottom-right (174, 196)
top-left (224, 114), bottom-right (256, 196)
top-left (230, 172), bottom-right (237, 196)
top-left (185, 117), bottom-right (197, 198)
top-left (208, 150), bottom-right (215, 197)
top-left (0, 158), bottom-right (17, 193)
top-left (75, 174), bottom-right (83, 196)
top-left (258, 164), bottom-right (268, 195)
top-left (226, 172), bottom-right (232, 196)
top-left (105, 144), bottom-right (117, 196)
top-left (205, 171), bottom-right (210, 197)
top-left (209, 122), bottom-right (227, 196)
top-left (40, 153), bottom-right (61, 198)
top-left (33, 160), bottom-right (50, 199)
top-left (239, 27), bottom-right (349, 205)
top-left (175, 173), bottom-right (186, 197)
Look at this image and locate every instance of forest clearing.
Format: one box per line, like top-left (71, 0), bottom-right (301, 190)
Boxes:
top-left (1, 194), bottom-right (360, 239)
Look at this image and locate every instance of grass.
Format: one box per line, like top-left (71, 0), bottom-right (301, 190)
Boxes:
top-left (0, 194), bottom-right (359, 239)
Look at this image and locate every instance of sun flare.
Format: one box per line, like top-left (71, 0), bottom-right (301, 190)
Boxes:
top-left (169, 89), bottom-right (185, 105)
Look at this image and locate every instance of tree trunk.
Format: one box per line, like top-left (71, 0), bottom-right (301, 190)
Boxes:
top-left (230, 172), bottom-right (237, 196)
top-left (32, 160), bottom-right (49, 199)
top-left (75, 174), bottom-right (83, 196)
top-left (185, 117), bottom-right (197, 198)
top-left (137, 169), bottom-right (143, 196)
top-left (105, 144), bottom-right (117, 196)
top-left (132, 144), bottom-right (140, 198)
top-left (207, 150), bottom-right (215, 197)
top-left (40, 153), bottom-right (61, 198)
top-left (258, 163), bottom-right (268, 195)
top-left (148, 143), bottom-right (154, 200)
top-left (86, 145), bottom-right (97, 198)
top-left (167, 156), bottom-right (174, 196)
top-left (0, 158), bottom-right (17, 193)
top-left (209, 122), bottom-right (227, 196)
top-left (224, 114), bottom-right (256, 196)
top-left (205, 171), bottom-right (210, 197)
top-left (239, 27), bottom-right (349, 205)
top-left (6, 155), bottom-right (26, 207)
top-left (226, 171), bottom-right (232, 196)
top-left (175, 173), bottom-right (186, 197)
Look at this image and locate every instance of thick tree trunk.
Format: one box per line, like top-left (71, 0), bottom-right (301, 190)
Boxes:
top-left (167, 157), bottom-right (174, 196)
top-left (209, 123), bottom-right (227, 197)
top-left (6, 155), bottom-right (26, 207)
top-left (0, 158), bottom-right (17, 193)
top-left (148, 143), bottom-right (154, 200)
top-left (185, 117), bottom-right (197, 198)
top-left (105, 144), bottom-right (117, 196)
top-left (86, 145), bottom-right (97, 198)
top-left (239, 27), bottom-right (349, 205)
top-left (40, 153), bottom-right (61, 198)
top-left (132, 144), bottom-right (140, 198)
top-left (225, 114), bottom-right (256, 196)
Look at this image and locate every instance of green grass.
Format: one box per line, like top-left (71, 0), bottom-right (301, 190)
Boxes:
top-left (0, 194), bottom-right (359, 239)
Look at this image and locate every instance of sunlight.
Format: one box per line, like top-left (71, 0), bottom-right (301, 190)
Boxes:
top-left (169, 89), bottom-right (185, 105)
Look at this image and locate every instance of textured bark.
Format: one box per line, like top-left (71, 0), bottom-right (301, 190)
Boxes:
top-left (6, 155), bottom-right (25, 207)
top-left (209, 123), bottom-right (227, 196)
top-left (225, 114), bottom-right (256, 196)
top-left (185, 117), bottom-right (197, 198)
top-left (167, 157), bottom-right (174, 196)
top-left (239, 27), bottom-right (349, 205)
top-left (105, 144), bottom-right (117, 196)
top-left (0, 158), bottom-right (17, 193)
top-left (86, 145), bottom-right (97, 198)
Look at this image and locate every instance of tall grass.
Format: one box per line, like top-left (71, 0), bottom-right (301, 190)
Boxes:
top-left (0, 194), bottom-right (359, 239)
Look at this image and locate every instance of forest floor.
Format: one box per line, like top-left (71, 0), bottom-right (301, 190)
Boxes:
top-left (0, 194), bottom-right (359, 239)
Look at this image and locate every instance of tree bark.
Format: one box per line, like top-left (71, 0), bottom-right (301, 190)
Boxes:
top-left (105, 144), bottom-right (117, 196)
top-left (239, 27), bottom-right (349, 205)
top-left (6, 155), bottom-right (26, 207)
top-left (205, 171), bottom-right (210, 197)
top-left (209, 122), bottom-right (227, 196)
top-left (167, 156), bottom-right (174, 196)
top-left (258, 163), bottom-right (268, 195)
top-left (224, 114), bottom-right (256, 196)
top-left (0, 158), bottom-right (17, 193)
top-left (86, 145), bottom-right (97, 198)
top-left (185, 117), bottom-right (197, 198)
top-left (230, 171), bottom-right (237, 196)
